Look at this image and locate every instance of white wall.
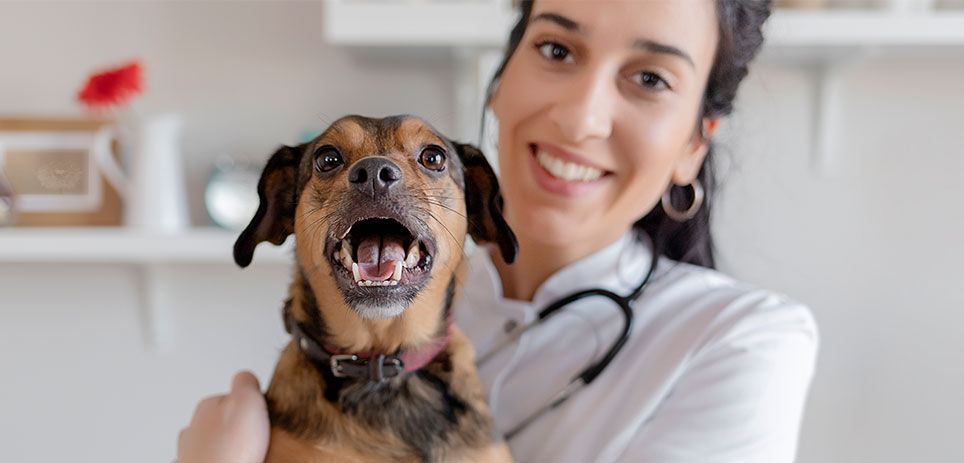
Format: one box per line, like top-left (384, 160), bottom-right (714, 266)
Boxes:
top-left (2, 1), bottom-right (963, 462)
top-left (717, 58), bottom-right (964, 463)
top-left (0, 261), bottom-right (292, 461)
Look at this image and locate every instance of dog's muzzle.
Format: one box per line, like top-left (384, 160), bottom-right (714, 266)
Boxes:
top-left (324, 191), bottom-right (438, 319)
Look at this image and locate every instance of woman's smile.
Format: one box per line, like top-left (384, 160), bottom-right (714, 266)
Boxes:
top-left (528, 142), bottom-right (613, 197)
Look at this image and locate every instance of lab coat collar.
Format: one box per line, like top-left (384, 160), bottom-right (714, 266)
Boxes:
top-left (531, 230), bottom-right (654, 308)
top-left (477, 230), bottom-right (655, 311)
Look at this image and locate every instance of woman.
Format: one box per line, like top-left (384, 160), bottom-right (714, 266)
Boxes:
top-left (178, 0), bottom-right (817, 461)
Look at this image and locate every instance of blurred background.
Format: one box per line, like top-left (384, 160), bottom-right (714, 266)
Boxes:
top-left (1, 0), bottom-right (962, 461)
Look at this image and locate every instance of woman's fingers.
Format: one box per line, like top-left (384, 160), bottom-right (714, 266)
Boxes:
top-left (176, 371), bottom-right (271, 463)
top-left (232, 370), bottom-right (261, 393)
top-left (190, 394), bottom-right (226, 425)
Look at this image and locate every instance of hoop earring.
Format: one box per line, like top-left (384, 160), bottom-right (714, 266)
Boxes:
top-left (661, 179), bottom-right (704, 222)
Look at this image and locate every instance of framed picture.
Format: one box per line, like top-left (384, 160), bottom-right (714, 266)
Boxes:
top-left (0, 119), bottom-right (122, 226)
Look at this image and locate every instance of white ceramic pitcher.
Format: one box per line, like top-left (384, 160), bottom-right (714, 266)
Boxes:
top-left (92, 113), bottom-right (189, 232)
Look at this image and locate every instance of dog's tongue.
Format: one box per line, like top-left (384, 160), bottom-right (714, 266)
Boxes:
top-left (356, 235), bottom-right (406, 281)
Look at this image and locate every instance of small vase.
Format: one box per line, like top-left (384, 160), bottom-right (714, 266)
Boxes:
top-left (128, 113), bottom-right (189, 232)
top-left (93, 113), bottom-right (189, 232)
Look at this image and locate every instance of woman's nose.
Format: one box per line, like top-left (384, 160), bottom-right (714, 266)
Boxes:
top-left (548, 69), bottom-right (615, 142)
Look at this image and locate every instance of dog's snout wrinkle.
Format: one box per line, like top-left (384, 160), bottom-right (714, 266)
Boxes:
top-left (349, 157), bottom-right (403, 198)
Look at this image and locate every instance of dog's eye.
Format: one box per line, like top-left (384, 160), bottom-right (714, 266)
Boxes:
top-left (314, 147), bottom-right (344, 173)
top-left (419, 146), bottom-right (447, 172)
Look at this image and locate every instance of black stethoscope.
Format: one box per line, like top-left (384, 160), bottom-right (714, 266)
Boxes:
top-left (477, 244), bottom-right (660, 440)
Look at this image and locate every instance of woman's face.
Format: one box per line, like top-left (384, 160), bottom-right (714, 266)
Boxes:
top-left (491, 0), bottom-right (720, 250)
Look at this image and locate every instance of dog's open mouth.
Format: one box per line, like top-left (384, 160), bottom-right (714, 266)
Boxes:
top-left (330, 218), bottom-right (433, 288)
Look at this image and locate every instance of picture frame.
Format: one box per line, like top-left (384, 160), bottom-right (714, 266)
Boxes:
top-left (0, 119), bottom-right (123, 226)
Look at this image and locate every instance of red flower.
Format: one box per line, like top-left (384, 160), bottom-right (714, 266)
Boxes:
top-left (77, 60), bottom-right (145, 112)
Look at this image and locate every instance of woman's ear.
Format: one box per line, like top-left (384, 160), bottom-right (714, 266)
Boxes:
top-left (233, 144), bottom-right (307, 268)
top-left (673, 118), bottom-right (719, 185)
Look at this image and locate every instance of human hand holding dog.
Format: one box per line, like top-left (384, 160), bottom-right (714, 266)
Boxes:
top-left (177, 371), bottom-right (270, 463)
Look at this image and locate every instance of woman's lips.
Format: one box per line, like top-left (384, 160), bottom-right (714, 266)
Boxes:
top-left (527, 144), bottom-right (611, 198)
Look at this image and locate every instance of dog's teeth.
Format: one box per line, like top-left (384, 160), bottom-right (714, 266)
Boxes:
top-left (404, 242), bottom-right (420, 268)
top-left (392, 261), bottom-right (403, 281)
top-left (341, 240), bottom-right (354, 268)
top-left (341, 239), bottom-right (351, 257)
top-left (333, 249), bottom-right (340, 261)
top-left (354, 279), bottom-right (399, 287)
top-left (352, 263), bottom-right (361, 283)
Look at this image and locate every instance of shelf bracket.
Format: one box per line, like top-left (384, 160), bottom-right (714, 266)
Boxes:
top-left (136, 264), bottom-right (175, 353)
top-left (810, 61), bottom-right (848, 177)
top-left (809, 49), bottom-right (881, 176)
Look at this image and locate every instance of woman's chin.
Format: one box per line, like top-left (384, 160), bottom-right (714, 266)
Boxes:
top-left (508, 207), bottom-right (607, 249)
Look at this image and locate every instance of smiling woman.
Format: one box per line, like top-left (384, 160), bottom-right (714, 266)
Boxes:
top-left (453, 0), bottom-right (818, 461)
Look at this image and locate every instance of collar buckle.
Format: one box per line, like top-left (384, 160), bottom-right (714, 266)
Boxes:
top-left (329, 354), bottom-right (358, 378)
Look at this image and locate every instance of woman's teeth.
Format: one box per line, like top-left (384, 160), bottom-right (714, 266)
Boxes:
top-left (536, 150), bottom-right (604, 182)
top-left (332, 239), bottom-right (422, 287)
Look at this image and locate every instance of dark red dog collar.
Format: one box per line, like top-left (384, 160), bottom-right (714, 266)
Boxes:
top-left (285, 306), bottom-right (451, 383)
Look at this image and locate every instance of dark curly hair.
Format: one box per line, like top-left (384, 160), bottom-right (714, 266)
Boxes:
top-left (485, 0), bottom-right (773, 269)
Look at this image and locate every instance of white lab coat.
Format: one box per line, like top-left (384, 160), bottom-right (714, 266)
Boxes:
top-left (453, 231), bottom-right (818, 463)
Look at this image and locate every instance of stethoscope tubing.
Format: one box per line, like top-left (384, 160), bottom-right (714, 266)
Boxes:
top-left (482, 246), bottom-right (661, 440)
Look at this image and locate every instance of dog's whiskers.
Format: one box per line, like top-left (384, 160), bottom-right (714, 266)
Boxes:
top-left (421, 201), bottom-right (467, 218)
top-left (422, 209), bottom-right (462, 253)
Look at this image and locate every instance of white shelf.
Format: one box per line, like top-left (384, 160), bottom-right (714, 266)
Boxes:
top-left (761, 10), bottom-right (964, 62)
top-left (0, 227), bottom-right (294, 264)
top-left (766, 10), bottom-right (964, 48)
top-left (323, 5), bottom-right (964, 52)
top-left (324, 0), bottom-right (516, 47)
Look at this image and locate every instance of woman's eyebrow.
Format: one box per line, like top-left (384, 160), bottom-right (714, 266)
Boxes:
top-left (530, 13), bottom-right (580, 32)
top-left (633, 39), bottom-right (695, 69)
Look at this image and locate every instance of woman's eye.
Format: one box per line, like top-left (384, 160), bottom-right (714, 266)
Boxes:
top-left (419, 147), bottom-right (447, 171)
top-left (314, 147), bottom-right (343, 172)
top-left (631, 71), bottom-right (670, 91)
top-left (536, 41), bottom-right (574, 64)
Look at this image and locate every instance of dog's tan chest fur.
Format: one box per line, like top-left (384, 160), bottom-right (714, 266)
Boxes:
top-left (265, 429), bottom-right (511, 463)
top-left (265, 326), bottom-right (509, 462)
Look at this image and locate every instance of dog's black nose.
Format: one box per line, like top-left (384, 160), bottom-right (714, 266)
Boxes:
top-left (348, 157), bottom-right (403, 198)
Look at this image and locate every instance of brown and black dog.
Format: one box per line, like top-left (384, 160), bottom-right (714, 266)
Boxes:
top-left (233, 115), bottom-right (516, 462)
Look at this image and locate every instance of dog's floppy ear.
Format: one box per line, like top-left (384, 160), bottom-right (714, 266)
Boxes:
top-left (453, 142), bottom-right (518, 264)
top-left (234, 144), bottom-right (306, 268)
